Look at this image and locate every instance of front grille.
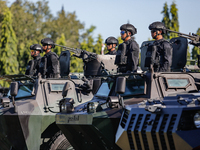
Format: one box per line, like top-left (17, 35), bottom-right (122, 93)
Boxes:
top-left (134, 114), bottom-right (143, 150)
top-left (168, 114), bottom-right (177, 150)
top-left (125, 112), bottom-right (177, 150)
top-left (142, 114), bottom-right (151, 149)
top-left (152, 114), bottom-right (161, 150)
top-left (127, 114), bottom-right (136, 149)
top-left (120, 109), bottom-right (130, 128)
top-left (160, 114), bottom-right (169, 149)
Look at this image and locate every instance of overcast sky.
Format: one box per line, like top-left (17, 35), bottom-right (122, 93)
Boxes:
top-left (8, 0), bottom-right (200, 50)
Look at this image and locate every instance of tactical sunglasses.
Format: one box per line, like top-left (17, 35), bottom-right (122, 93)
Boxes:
top-left (31, 50), bottom-right (35, 53)
top-left (42, 44), bottom-right (48, 46)
top-left (120, 31), bottom-right (126, 35)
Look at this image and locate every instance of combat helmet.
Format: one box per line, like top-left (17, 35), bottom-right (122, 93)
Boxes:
top-left (120, 23), bottom-right (137, 36)
top-left (149, 21), bottom-right (167, 34)
top-left (41, 38), bottom-right (55, 48)
top-left (30, 44), bottom-right (43, 52)
top-left (105, 37), bottom-right (118, 46)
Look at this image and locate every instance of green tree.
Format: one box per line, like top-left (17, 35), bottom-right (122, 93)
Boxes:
top-left (50, 8), bottom-right (84, 47)
top-left (0, 0), bottom-right (7, 23)
top-left (192, 28), bottom-right (200, 59)
top-left (161, 1), bottom-right (179, 39)
top-left (54, 33), bottom-right (66, 56)
top-left (169, 1), bottom-right (179, 39)
top-left (161, 2), bottom-right (170, 39)
top-left (93, 34), bottom-right (103, 54)
top-left (0, 7), bottom-right (18, 86)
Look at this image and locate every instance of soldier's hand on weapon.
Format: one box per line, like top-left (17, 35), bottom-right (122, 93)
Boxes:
top-left (72, 53), bottom-right (82, 58)
top-left (189, 40), bottom-right (200, 48)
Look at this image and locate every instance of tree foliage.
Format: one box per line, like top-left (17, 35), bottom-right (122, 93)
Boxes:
top-left (0, 6), bottom-right (18, 86)
top-left (161, 1), bottom-right (179, 39)
top-left (161, 2), bottom-right (170, 39)
top-left (50, 9), bottom-right (84, 47)
top-left (54, 33), bottom-right (66, 56)
top-left (169, 2), bottom-right (179, 39)
top-left (0, 7), bottom-right (18, 75)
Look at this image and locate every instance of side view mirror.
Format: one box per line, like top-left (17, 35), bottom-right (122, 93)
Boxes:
top-left (115, 77), bottom-right (126, 108)
top-left (10, 82), bottom-right (18, 113)
top-left (115, 77), bottom-right (126, 94)
top-left (10, 82), bottom-right (18, 96)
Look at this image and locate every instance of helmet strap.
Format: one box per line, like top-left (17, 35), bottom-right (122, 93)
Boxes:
top-left (153, 30), bottom-right (161, 39)
top-left (122, 31), bottom-right (131, 41)
top-left (31, 50), bottom-right (37, 57)
top-left (43, 45), bottom-right (51, 52)
top-left (107, 44), bottom-right (114, 51)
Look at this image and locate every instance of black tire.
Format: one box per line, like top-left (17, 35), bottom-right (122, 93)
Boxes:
top-left (45, 131), bottom-right (73, 150)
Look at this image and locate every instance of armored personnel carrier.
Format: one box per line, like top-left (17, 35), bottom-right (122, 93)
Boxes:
top-left (55, 37), bottom-right (200, 150)
top-left (0, 74), bottom-right (94, 150)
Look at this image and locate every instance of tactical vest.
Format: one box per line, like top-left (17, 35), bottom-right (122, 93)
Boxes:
top-left (25, 56), bottom-right (41, 76)
top-left (115, 38), bottom-right (139, 73)
top-left (39, 51), bottom-right (60, 78)
top-left (145, 39), bottom-right (172, 72)
top-left (25, 60), bottom-right (35, 76)
top-left (39, 56), bottom-right (47, 78)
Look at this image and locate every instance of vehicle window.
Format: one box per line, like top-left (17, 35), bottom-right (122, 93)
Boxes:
top-left (167, 79), bottom-right (189, 87)
top-left (121, 79), bottom-right (145, 96)
top-left (50, 84), bottom-right (65, 91)
top-left (16, 85), bottom-right (33, 98)
top-left (95, 82), bottom-right (113, 97)
top-left (7, 84), bottom-right (34, 99)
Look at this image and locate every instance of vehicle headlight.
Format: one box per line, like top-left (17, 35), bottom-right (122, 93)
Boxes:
top-left (59, 98), bottom-right (74, 113)
top-left (87, 102), bottom-right (102, 113)
top-left (194, 112), bottom-right (200, 129)
top-left (178, 110), bottom-right (200, 130)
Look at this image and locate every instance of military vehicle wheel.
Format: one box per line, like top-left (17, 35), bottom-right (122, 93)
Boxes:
top-left (45, 131), bottom-right (73, 150)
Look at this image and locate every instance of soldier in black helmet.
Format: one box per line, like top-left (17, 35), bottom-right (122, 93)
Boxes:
top-left (25, 44), bottom-right (42, 76)
top-left (115, 23), bottom-right (139, 73)
top-left (39, 38), bottom-right (60, 78)
top-left (148, 21), bottom-right (173, 72)
top-left (105, 36), bottom-right (118, 55)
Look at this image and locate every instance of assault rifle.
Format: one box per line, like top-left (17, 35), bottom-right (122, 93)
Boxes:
top-left (55, 44), bottom-right (97, 62)
top-left (165, 29), bottom-right (200, 48)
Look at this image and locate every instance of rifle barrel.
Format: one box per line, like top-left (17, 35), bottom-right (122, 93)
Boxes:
top-left (165, 29), bottom-right (194, 38)
top-left (54, 44), bottom-right (80, 53)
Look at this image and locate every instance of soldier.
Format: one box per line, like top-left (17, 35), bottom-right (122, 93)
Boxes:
top-left (105, 36), bottom-right (118, 55)
top-left (25, 44), bottom-right (42, 76)
top-left (148, 21), bottom-right (173, 72)
top-left (40, 38), bottom-right (60, 78)
top-left (115, 23), bottom-right (139, 73)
